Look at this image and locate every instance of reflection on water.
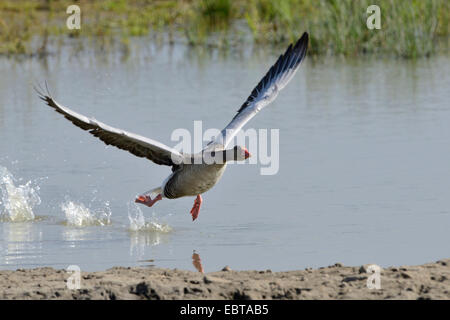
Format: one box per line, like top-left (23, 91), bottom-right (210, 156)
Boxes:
top-left (129, 230), bottom-right (171, 261)
top-left (0, 38), bottom-right (449, 271)
top-left (0, 222), bottom-right (43, 267)
top-left (192, 251), bottom-right (204, 273)
top-left (62, 227), bottom-right (91, 246)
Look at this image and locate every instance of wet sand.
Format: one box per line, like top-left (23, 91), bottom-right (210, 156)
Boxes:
top-left (0, 259), bottom-right (449, 299)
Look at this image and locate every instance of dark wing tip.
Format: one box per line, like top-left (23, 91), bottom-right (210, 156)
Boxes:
top-left (34, 81), bottom-right (58, 109)
top-left (301, 31), bottom-right (309, 42)
top-left (293, 32), bottom-right (309, 55)
top-left (295, 32), bottom-right (309, 47)
top-left (235, 32), bottom-right (309, 116)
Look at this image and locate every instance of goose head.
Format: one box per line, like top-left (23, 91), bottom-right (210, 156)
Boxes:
top-left (232, 145), bottom-right (251, 161)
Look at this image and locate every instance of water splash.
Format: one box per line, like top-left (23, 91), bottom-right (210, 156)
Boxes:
top-left (127, 202), bottom-right (172, 233)
top-left (128, 202), bottom-right (172, 259)
top-left (0, 166), bottom-right (41, 222)
top-left (61, 200), bottom-right (111, 227)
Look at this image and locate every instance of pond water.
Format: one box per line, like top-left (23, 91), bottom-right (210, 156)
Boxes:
top-left (0, 39), bottom-right (449, 272)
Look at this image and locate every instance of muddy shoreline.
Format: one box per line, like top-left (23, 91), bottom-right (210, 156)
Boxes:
top-left (0, 259), bottom-right (449, 299)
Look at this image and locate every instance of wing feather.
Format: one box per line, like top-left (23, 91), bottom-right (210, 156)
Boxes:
top-left (35, 86), bottom-right (183, 166)
top-left (211, 32), bottom-right (308, 148)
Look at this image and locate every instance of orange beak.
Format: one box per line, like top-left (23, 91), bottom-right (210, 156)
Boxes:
top-left (244, 147), bottom-right (251, 159)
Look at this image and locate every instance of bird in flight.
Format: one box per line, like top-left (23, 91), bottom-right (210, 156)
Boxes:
top-left (36, 32), bottom-right (308, 221)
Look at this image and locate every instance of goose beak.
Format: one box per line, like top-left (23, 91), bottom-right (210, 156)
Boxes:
top-left (244, 148), bottom-right (251, 159)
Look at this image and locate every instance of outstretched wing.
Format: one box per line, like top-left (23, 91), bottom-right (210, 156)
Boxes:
top-left (211, 32), bottom-right (308, 148)
top-left (35, 85), bottom-right (183, 166)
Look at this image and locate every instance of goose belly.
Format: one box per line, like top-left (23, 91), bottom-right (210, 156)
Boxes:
top-left (164, 164), bottom-right (227, 199)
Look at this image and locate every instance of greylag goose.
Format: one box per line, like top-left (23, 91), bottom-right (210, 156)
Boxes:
top-left (36, 32), bottom-right (308, 221)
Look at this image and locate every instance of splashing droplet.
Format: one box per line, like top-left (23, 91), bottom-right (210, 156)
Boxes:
top-left (61, 200), bottom-right (111, 227)
top-left (0, 166), bottom-right (41, 222)
top-left (127, 202), bottom-right (171, 233)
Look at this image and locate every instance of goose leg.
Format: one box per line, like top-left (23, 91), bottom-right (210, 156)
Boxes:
top-left (190, 195), bottom-right (202, 221)
top-left (135, 194), bottom-right (162, 207)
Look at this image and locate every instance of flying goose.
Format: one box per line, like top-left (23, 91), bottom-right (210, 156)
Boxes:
top-left (36, 32), bottom-right (308, 221)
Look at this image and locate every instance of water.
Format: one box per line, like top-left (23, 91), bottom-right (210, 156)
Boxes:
top-left (61, 200), bottom-right (111, 227)
top-left (0, 166), bottom-right (40, 222)
top-left (0, 39), bottom-right (449, 272)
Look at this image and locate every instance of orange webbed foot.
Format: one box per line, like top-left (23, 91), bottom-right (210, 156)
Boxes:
top-left (190, 195), bottom-right (202, 221)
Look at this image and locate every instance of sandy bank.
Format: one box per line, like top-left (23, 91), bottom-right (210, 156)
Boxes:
top-left (0, 259), bottom-right (449, 300)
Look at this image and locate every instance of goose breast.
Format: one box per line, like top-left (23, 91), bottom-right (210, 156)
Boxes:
top-left (163, 164), bottom-right (227, 199)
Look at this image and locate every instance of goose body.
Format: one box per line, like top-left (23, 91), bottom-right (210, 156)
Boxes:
top-left (36, 32), bottom-right (309, 221)
top-left (163, 162), bottom-right (227, 199)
